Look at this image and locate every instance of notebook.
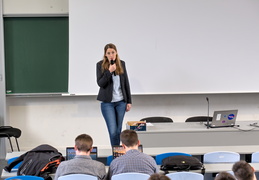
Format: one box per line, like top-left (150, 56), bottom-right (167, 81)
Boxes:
top-left (207, 109), bottom-right (238, 128)
top-left (66, 146), bottom-right (98, 160)
top-left (112, 145), bottom-right (143, 159)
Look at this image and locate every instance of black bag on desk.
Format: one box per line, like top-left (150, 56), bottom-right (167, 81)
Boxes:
top-left (160, 155), bottom-right (205, 173)
top-left (4, 144), bottom-right (65, 180)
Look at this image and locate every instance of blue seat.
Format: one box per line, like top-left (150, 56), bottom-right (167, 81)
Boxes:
top-left (166, 172), bottom-right (204, 180)
top-left (203, 151), bottom-right (240, 163)
top-left (111, 172), bottom-right (150, 180)
top-left (251, 152), bottom-right (259, 163)
top-left (58, 174), bottom-right (98, 180)
top-left (5, 175), bottom-right (44, 180)
top-left (155, 152), bottom-right (192, 165)
top-left (106, 155), bottom-right (113, 166)
top-left (7, 157), bottom-right (22, 170)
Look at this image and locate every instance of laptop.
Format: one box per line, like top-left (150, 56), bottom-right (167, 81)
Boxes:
top-left (207, 109), bottom-right (238, 128)
top-left (112, 145), bottom-right (143, 159)
top-left (66, 146), bottom-right (98, 160)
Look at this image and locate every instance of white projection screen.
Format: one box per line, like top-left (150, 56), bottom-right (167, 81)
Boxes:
top-left (69, 0), bottom-right (259, 95)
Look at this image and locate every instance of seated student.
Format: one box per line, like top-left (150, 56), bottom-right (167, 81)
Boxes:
top-left (215, 171), bottom-right (236, 180)
top-left (54, 134), bottom-right (106, 180)
top-left (148, 173), bottom-right (170, 180)
top-left (232, 160), bottom-right (257, 180)
top-left (107, 129), bottom-right (159, 179)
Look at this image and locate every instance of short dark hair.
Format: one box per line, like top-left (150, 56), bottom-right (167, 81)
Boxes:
top-left (120, 130), bottom-right (138, 147)
top-left (148, 173), bottom-right (170, 180)
top-left (75, 134), bottom-right (93, 152)
top-left (215, 171), bottom-right (236, 180)
top-left (232, 161), bottom-right (254, 180)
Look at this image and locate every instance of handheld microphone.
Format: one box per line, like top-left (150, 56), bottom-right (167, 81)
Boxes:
top-left (206, 97), bottom-right (210, 129)
top-left (110, 60), bottom-right (115, 65)
top-left (110, 60), bottom-right (116, 76)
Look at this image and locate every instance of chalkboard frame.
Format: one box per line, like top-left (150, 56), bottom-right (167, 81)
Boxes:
top-left (4, 17), bottom-right (68, 94)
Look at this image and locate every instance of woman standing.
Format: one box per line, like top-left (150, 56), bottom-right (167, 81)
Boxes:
top-left (96, 43), bottom-right (132, 146)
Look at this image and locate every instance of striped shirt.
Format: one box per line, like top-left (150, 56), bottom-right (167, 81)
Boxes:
top-left (108, 149), bottom-right (159, 179)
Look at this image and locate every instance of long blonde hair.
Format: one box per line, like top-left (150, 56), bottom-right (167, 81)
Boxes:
top-left (101, 43), bottom-right (124, 75)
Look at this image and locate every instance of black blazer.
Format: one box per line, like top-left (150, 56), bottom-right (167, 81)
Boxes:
top-left (96, 60), bottom-right (132, 104)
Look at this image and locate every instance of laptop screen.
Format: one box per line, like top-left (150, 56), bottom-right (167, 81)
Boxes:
top-left (210, 109), bottom-right (238, 128)
top-left (66, 146), bottom-right (98, 160)
top-left (112, 145), bottom-right (143, 159)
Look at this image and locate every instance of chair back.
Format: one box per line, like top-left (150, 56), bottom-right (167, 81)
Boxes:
top-left (5, 175), bottom-right (44, 180)
top-left (155, 152), bottom-right (192, 165)
top-left (58, 174), bottom-right (98, 180)
top-left (203, 151), bottom-right (240, 163)
top-left (0, 126), bottom-right (21, 151)
top-left (216, 171), bottom-right (237, 180)
top-left (7, 156), bottom-right (22, 170)
top-left (251, 151), bottom-right (259, 163)
top-left (106, 155), bottom-right (113, 166)
top-left (140, 117), bottom-right (173, 123)
top-left (185, 116), bottom-right (212, 122)
top-left (166, 172), bottom-right (204, 180)
top-left (111, 172), bottom-right (150, 180)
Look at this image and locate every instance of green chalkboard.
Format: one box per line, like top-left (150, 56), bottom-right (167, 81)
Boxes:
top-left (4, 17), bottom-right (68, 94)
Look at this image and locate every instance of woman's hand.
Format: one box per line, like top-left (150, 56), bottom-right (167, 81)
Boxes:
top-left (109, 63), bottom-right (116, 73)
top-left (126, 104), bottom-right (132, 112)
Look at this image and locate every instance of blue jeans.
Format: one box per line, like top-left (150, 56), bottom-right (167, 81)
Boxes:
top-left (101, 100), bottom-right (127, 146)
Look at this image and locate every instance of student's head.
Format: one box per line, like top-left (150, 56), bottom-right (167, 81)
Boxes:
top-left (232, 161), bottom-right (255, 180)
top-left (148, 173), bottom-right (170, 180)
top-left (215, 171), bottom-right (236, 180)
top-left (75, 134), bottom-right (93, 152)
top-left (120, 129), bottom-right (139, 147)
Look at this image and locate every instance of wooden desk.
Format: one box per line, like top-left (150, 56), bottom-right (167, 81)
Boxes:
top-left (137, 121), bottom-right (259, 148)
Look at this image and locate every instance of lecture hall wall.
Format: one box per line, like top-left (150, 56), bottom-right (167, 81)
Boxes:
top-left (1, 0), bottom-right (259, 159)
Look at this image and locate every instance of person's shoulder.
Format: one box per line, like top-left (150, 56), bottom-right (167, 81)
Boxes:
top-left (97, 60), bottom-right (103, 65)
top-left (91, 159), bottom-right (105, 167)
top-left (110, 155), bottom-right (124, 166)
top-left (141, 152), bottom-right (156, 160)
top-left (58, 159), bottom-right (71, 167)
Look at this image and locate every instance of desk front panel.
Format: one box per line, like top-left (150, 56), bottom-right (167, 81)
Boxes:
top-left (137, 122), bottom-right (259, 148)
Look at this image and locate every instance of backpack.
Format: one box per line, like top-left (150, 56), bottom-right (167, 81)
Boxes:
top-left (4, 144), bottom-right (65, 180)
top-left (160, 155), bottom-right (205, 174)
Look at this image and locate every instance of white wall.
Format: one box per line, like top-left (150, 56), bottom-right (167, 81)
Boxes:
top-left (2, 0), bottom-right (259, 153)
top-left (3, 0), bottom-right (68, 15)
top-left (5, 93), bottom-right (259, 151)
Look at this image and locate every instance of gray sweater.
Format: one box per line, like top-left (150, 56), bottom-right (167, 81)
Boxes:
top-left (54, 155), bottom-right (106, 180)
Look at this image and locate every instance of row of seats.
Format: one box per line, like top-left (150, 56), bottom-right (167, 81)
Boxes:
top-left (112, 172), bottom-right (204, 180)
top-left (108, 150), bottom-right (259, 166)
top-left (3, 172), bottom-right (205, 180)
top-left (140, 116), bottom-right (212, 123)
top-left (6, 151), bottom-right (258, 180)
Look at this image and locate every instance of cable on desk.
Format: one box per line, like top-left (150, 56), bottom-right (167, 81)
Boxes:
top-left (232, 125), bottom-right (257, 132)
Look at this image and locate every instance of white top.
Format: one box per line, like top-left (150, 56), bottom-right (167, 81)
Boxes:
top-left (111, 74), bottom-right (123, 102)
